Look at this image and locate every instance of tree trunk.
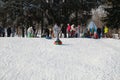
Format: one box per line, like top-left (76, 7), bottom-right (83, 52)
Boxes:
top-left (22, 26), bottom-right (24, 37)
top-left (41, 12), bottom-right (44, 36)
top-left (75, 10), bottom-right (78, 26)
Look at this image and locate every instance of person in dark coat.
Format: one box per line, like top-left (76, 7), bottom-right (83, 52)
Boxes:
top-left (0, 26), bottom-right (2, 37)
top-left (0, 25), bottom-right (5, 37)
top-left (11, 26), bottom-right (16, 37)
top-left (7, 26), bottom-right (11, 37)
top-left (45, 28), bottom-right (50, 38)
top-left (32, 25), bottom-right (36, 37)
top-left (97, 27), bottom-right (102, 38)
top-left (1, 27), bottom-right (5, 37)
top-left (102, 26), bottom-right (105, 37)
top-left (61, 24), bottom-right (67, 38)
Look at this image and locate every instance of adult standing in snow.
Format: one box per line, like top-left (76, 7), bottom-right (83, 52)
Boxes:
top-left (7, 26), bottom-right (11, 37)
top-left (75, 25), bottom-right (80, 38)
top-left (11, 26), bottom-right (16, 37)
top-left (67, 24), bottom-right (71, 38)
top-left (0, 26), bottom-right (2, 37)
top-left (32, 25), bottom-right (36, 37)
top-left (97, 27), bottom-right (102, 39)
top-left (49, 28), bottom-right (54, 38)
top-left (45, 27), bottom-right (50, 38)
top-left (0, 26), bottom-right (5, 37)
top-left (53, 23), bottom-right (60, 38)
top-left (1, 26), bottom-right (5, 37)
top-left (61, 24), bottom-right (67, 38)
top-left (104, 26), bottom-right (109, 38)
top-left (71, 24), bottom-right (76, 37)
top-left (27, 26), bottom-right (34, 38)
top-left (101, 26), bottom-right (105, 37)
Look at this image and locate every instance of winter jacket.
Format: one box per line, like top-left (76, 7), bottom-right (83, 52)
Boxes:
top-left (67, 24), bottom-right (71, 32)
top-left (27, 27), bottom-right (34, 34)
top-left (104, 26), bottom-right (109, 34)
top-left (97, 28), bottom-right (101, 34)
top-left (53, 24), bottom-right (60, 37)
top-left (27, 27), bottom-right (34, 37)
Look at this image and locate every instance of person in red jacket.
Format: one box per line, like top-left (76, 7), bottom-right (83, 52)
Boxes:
top-left (67, 24), bottom-right (71, 38)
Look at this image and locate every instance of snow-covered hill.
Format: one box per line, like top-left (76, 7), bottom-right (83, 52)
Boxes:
top-left (0, 38), bottom-right (120, 80)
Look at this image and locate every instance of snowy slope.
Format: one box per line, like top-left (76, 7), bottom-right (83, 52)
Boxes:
top-left (0, 38), bottom-right (120, 80)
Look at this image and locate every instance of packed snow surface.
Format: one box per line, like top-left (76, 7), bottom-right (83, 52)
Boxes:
top-left (0, 38), bottom-right (120, 80)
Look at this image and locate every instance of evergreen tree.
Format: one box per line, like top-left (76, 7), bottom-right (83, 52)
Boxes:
top-left (0, 0), bottom-right (104, 36)
top-left (102, 0), bottom-right (120, 29)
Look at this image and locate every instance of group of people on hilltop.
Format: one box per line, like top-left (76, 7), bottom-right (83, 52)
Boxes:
top-left (0, 22), bottom-right (109, 39)
top-left (42, 23), bottom-right (110, 39)
top-left (42, 23), bottom-right (61, 39)
top-left (84, 25), bottom-right (109, 39)
top-left (0, 25), bottom-right (16, 37)
top-left (66, 24), bottom-right (80, 38)
top-left (42, 23), bottom-right (81, 39)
